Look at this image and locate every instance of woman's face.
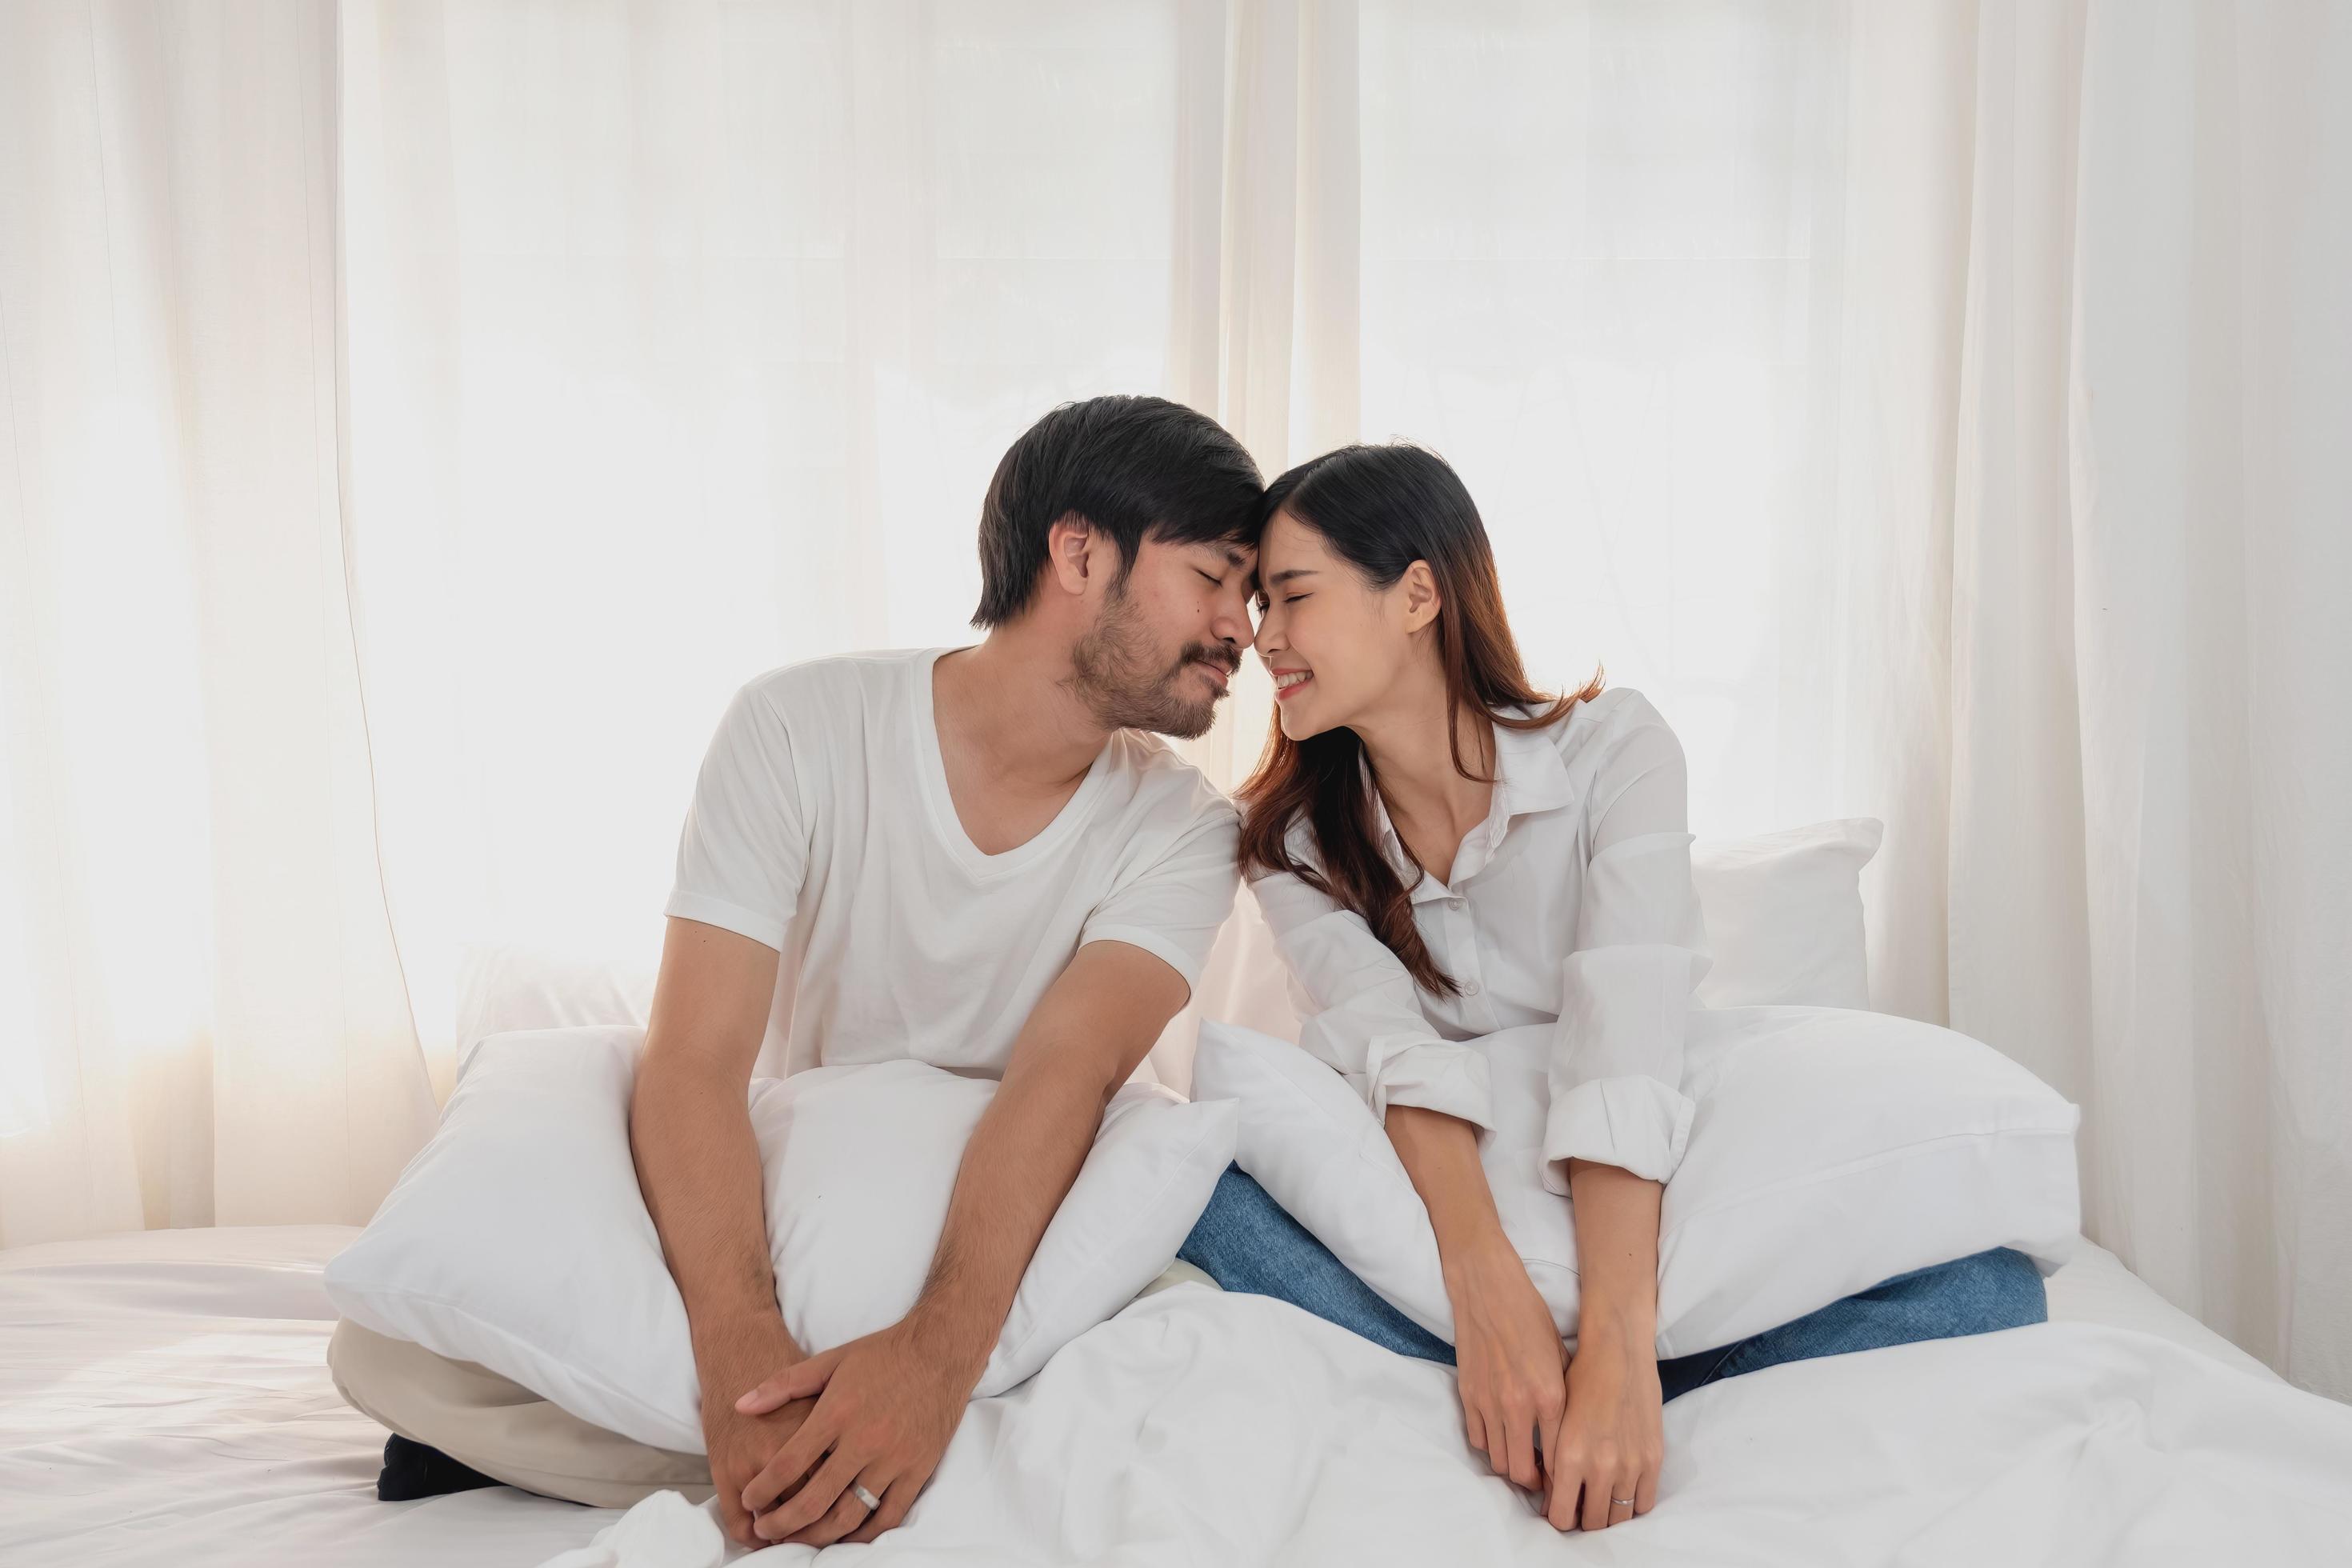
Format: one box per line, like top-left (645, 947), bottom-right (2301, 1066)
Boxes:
top-left (1250, 508), bottom-right (1431, 742)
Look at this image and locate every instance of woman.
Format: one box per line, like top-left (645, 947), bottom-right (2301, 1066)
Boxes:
top-left (1174, 442), bottom-right (2045, 1534)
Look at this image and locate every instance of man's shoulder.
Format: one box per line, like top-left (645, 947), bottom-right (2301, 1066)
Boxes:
top-left (734, 647), bottom-right (932, 722)
top-left (1102, 730), bottom-right (1240, 833)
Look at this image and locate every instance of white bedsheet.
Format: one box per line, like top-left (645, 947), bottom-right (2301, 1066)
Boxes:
top-left (3, 1226), bottom-right (2347, 1566)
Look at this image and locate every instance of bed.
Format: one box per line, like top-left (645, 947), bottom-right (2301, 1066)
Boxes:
top-left (5, 1223), bottom-right (2347, 1566)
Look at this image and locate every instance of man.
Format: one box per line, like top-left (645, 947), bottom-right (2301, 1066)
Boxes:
top-left (326, 394), bottom-right (1264, 1550)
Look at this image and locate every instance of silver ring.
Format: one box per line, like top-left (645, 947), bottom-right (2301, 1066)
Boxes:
top-left (1610, 1495), bottom-right (1636, 1507)
top-left (850, 1481), bottom-right (882, 1513)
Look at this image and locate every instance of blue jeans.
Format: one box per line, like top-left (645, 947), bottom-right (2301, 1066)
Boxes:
top-left (1176, 1165), bottom-right (2046, 1401)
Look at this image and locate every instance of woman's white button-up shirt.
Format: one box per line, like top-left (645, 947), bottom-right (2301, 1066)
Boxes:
top-left (1246, 686), bottom-right (1713, 1189)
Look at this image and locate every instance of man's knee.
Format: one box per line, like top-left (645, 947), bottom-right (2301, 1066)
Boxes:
top-left (327, 1319), bottom-right (714, 1509)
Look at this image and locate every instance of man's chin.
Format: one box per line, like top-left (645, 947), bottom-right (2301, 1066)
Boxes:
top-left (1154, 698), bottom-right (1222, 742)
top-left (1117, 691), bottom-right (1221, 742)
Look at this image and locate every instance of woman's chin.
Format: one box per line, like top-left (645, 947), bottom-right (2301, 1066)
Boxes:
top-left (1277, 702), bottom-right (1330, 742)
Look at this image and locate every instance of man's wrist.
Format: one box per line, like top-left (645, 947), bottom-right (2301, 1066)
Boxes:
top-left (690, 1309), bottom-right (803, 1400)
top-left (899, 1296), bottom-right (996, 1391)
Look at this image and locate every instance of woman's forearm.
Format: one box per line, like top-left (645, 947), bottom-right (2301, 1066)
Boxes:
top-left (1564, 1158), bottom-right (1662, 1341)
top-left (1384, 1104), bottom-right (1511, 1270)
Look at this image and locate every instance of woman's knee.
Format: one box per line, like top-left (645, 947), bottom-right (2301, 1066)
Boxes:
top-left (1874, 1245), bottom-right (2048, 1335)
top-left (1959, 1246), bottom-right (2049, 1331)
top-left (1177, 1164), bottom-right (1287, 1278)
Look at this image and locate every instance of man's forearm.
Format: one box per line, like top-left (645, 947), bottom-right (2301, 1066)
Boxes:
top-left (1564, 1158), bottom-right (1662, 1341)
top-left (899, 1059), bottom-right (1115, 1386)
top-left (630, 1055), bottom-right (803, 1373)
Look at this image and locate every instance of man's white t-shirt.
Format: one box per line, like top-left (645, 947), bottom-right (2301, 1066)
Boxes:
top-left (664, 646), bottom-right (1242, 1079)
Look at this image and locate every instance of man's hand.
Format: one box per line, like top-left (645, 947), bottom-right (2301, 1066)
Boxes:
top-left (702, 1377), bottom-right (821, 1550)
top-left (692, 1316), bottom-right (823, 1550)
top-left (633, 916), bottom-right (802, 1550)
top-left (730, 1318), bottom-right (977, 1546)
top-left (718, 938), bottom-right (1186, 1548)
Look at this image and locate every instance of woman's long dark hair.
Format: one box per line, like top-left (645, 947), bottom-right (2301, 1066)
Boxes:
top-left (1238, 443), bottom-right (1604, 997)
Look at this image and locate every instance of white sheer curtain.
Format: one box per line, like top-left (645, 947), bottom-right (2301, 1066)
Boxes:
top-left (2, 0), bottom-right (2344, 1398)
top-left (0, 0), bottom-right (435, 1241)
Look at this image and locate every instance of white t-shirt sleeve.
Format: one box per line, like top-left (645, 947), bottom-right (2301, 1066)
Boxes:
top-left (663, 680), bottom-right (810, 952)
top-left (1078, 792), bottom-right (1242, 994)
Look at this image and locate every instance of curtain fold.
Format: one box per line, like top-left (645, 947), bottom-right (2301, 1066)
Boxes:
top-left (2054, 0), bottom-right (2350, 1396)
top-left (0, 0), bottom-right (435, 1242)
top-left (1, 0), bottom-right (2344, 1397)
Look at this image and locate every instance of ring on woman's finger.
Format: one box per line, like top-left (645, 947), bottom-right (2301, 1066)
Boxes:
top-left (850, 1482), bottom-right (882, 1513)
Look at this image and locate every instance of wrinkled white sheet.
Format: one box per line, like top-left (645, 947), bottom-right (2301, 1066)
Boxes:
top-left (4, 1226), bottom-right (2347, 1568)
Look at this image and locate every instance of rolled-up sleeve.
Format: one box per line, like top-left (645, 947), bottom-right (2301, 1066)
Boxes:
top-left (1247, 858), bottom-right (1495, 1133)
top-left (1541, 701), bottom-right (1713, 1189)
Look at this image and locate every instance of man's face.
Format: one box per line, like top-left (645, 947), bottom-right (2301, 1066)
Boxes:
top-left (1069, 534), bottom-right (1258, 739)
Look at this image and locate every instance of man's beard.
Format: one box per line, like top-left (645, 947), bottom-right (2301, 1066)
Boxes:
top-left (1068, 582), bottom-right (1235, 740)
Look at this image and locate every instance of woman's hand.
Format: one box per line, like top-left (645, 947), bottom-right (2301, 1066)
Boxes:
top-left (1442, 1233), bottom-right (1568, 1494)
top-left (1542, 1310), bottom-right (1664, 1530)
top-left (1542, 1156), bottom-right (1667, 1531)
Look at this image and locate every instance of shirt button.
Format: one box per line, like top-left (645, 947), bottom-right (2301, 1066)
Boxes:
top-left (1446, 895), bottom-right (1466, 910)
top-left (1461, 979), bottom-right (1482, 997)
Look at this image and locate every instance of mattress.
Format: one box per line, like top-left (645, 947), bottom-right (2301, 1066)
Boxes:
top-left (2, 1225), bottom-right (2346, 1566)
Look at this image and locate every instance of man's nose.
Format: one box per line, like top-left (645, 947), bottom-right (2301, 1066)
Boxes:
top-left (1213, 593), bottom-right (1254, 646)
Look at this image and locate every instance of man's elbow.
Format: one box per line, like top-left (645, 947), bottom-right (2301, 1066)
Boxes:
top-left (628, 1038), bottom-right (736, 1146)
top-left (1096, 1053), bottom-right (1140, 1112)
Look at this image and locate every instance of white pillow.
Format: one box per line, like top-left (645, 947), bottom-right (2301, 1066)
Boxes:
top-left (1190, 1006), bottom-right (2078, 1358)
top-left (450, 939), bottom-right (1166, 1089)
top-left (325, 1025), bottom-right (1235, 1453)
top-left (1690, 818), bottom-right (1882, 1009)
top-left (452, 942), bottom-right (655, 1076)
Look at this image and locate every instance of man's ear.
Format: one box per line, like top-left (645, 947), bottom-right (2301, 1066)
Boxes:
top-left (1045, 511), bottom-right (1098, 598)
top-left (1400, 560), bottom-right (1442, 634)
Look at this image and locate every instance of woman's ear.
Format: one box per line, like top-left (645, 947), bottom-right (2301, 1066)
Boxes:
top-left (1399, 560), bottom-right (1442, 635)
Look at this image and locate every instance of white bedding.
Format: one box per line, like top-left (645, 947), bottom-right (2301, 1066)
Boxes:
top-left (4, 1226), bottom-right (2348, 1566)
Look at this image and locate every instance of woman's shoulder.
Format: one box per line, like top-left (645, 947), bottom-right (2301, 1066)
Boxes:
top-left (1527, 683), bottom-right (1675, 747)
top-left (1524, 685), bottom-right (1685, 789)
top-left (1242, 809), bottom-right (1326, 885)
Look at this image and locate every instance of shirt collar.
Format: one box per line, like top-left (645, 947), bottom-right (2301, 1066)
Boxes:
top-left (1362, 708), bottom-right (1575, 897)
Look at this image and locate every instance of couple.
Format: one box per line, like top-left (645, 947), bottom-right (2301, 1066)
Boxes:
top-left (328, 395), bottom-right (2044, 1550)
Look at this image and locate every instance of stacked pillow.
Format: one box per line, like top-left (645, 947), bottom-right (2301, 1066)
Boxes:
top-left (347, 814), bottom-right (2060, 1452)
top-left (326, 1026), bottom-right (1234, 1453)
top-left (1186, 813), bottom-right (2082, 1356)
top-left (1690, 817), bottom-right (1882, 1010)
top-left (1191, 1007), bottom-right (2080, 1357)
top-left (450, 941), bottom-right (656, 1077)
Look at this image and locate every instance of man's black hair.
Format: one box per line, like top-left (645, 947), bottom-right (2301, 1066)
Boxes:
top-left (970, 394), bottom-right (1264, 629)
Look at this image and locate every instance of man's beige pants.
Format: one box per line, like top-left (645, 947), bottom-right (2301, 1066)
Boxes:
top-left (327, 1261), bottom-right (1218, 1508)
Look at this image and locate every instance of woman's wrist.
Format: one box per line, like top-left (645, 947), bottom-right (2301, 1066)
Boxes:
top-left (1571, 1285), bottom-right (1657, 1350)
top-left (1434, 1215), bottom-right (1519, 1290)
